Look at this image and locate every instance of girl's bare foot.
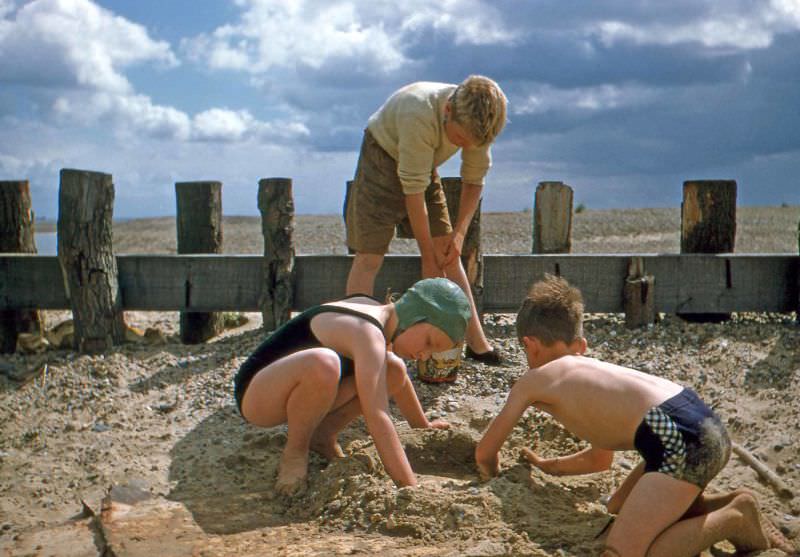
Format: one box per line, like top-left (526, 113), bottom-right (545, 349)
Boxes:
top-left (729, 492), bottom-right (797, 554)
top-left (309, 430), bottom-right (345, 461)
top-left (275, 451), bottom-right (309, 495)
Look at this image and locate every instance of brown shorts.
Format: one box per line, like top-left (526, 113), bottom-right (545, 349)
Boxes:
top-left (345, 130), bottom-right (452, 254)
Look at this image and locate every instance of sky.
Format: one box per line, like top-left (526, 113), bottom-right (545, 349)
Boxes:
top-left (1, 0), bottom-right (799, 219)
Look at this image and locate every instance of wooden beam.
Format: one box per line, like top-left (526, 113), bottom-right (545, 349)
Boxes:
top-left (1, 254), bottom-right (797, 313)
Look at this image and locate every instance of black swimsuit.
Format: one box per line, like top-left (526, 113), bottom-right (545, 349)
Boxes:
top-left (233, 298), bottom-right (385, 415)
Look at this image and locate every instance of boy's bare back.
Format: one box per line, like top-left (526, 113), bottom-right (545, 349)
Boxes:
top-left (515, 355), bottom-right (683, 449)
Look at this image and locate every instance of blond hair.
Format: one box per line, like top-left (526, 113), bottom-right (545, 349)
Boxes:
top-left (449, 75), bottom-right (507, 146)
top-left (516, 274), bottom-right (584, 346)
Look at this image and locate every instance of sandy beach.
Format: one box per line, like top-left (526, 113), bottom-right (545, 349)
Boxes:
top-left (2, 206), bottom-right (799, 556)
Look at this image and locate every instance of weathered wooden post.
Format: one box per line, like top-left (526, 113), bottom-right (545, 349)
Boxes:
top-left (0, 180), bottom-right (43, 352)
top-left (681, 180), bottom-right (737, 253)
top-left (175, 181), bottom-right (224, 343)
top-left (442, 177), bottom-right (484, 314)
top-left (58, 169), bottom-right (125, 353)
top-left (623, 257), bottom-right (656, 328)
top-left (258, 178), bottom-right (294, 331)
top-left (532, 181), bottom-right (573, 254)
top-left (679, 180), bottom-right (737, 322)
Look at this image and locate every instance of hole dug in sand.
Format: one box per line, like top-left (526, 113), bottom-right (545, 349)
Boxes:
top-left (404, 428), bottom-right (480, 480)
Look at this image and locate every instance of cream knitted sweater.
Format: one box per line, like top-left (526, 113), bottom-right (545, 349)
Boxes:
top-left (366, 81), bottom-right (492, 194)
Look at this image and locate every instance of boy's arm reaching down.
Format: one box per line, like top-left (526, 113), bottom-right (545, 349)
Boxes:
top-left (475, 385), bottom-right (531, 480)
top-left (522, 445), bottom-right (614, 476)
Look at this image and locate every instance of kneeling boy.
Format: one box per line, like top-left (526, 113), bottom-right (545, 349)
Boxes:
top-left (475, 275), bottom-right (796, 557)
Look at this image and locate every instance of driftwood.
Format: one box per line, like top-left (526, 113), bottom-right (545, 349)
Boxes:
top-left (732, 441), bottom-right (794, 499)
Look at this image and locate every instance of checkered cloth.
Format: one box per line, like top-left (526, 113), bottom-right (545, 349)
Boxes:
top-left (643, 406), bottom-right (687, 476)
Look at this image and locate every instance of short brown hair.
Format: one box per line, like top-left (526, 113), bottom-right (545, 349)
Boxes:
top-left (516, 274), bottom-right (584, 346)
top-left (449, 75), bottom-right (507, 146)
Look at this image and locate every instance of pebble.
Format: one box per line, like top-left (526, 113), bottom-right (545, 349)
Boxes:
top-left (92, 422), bottom-right (110, 433)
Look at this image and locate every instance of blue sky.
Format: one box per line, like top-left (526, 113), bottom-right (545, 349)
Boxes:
top-left (1, 0), bottom-right (799, 219)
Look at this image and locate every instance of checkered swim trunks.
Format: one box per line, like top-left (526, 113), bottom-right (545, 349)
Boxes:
top-left (633, 388), bottom-right (731, 488)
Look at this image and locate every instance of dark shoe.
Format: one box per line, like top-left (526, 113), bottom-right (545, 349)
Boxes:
top-left (464, 345), bottom-right (504, 365)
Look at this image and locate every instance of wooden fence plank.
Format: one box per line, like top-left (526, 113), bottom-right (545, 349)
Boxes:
top-left (1, 254), bottom-right (797, 313)
top-left (0, 255), bottom-right (68, 308)
top-left (118, 255), bottom-right (266, 311)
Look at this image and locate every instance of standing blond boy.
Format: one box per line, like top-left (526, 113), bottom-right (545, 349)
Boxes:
top-left (475, 275), bottom-right (796, 556)
top-left (345, 75), bottom-right (507, 364)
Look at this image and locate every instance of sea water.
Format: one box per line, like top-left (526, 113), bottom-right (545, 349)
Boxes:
top-left (34, 232), bottom-right (57, 255)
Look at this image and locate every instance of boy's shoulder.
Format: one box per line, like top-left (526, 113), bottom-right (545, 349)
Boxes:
top-left (390, 82), bottom-right (456, 106)
top-left (523, 355), bottom-right (610, 385)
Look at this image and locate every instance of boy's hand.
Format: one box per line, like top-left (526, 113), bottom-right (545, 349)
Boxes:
top-left (522, 447), bottom-right (559, 475)
top-left (442, 231), bottom-right (464, 267)
top-left (421, 253), bottom-right (444, 279)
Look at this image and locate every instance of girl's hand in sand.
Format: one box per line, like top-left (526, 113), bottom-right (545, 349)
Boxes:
top-left (476, 453), bottom-right (500, 481)
top-left (426, 419), bottom-right (451, 430)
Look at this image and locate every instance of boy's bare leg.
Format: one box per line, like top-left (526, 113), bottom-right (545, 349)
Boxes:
top-left (605, 461), bottom-right (646, 514)
top-left (346, 252), bottom-right (384, 296)
top-left (682, 486), bottom-right (754, 518)
top-left (434, 235), bottom-right (492, 354)
top-left (603, 472), bottom-right (701, 557)
top-left (646, 491), bottom-right (797, 557)
top-left (240, 348), bottom-right (343, 495)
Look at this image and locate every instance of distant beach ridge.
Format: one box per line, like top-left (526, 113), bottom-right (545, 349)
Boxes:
top-left (28, 206), bottom-right (799, 255)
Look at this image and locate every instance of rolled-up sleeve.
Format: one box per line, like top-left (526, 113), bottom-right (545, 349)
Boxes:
top-left (396, 113), bottom-right (437, 195)
top-left (460, 145), bottom-right (491, 186)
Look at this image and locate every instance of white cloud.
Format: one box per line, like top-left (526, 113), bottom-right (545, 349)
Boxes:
top-left (191, 107), bottom-right (310, 142)
top-left (183, 0), bottom-right (405, 73)
top-left (0, 0), bottom-right (178, 92)
top-left (592, 1), bottom-right (800, 50)
top-left (399, 0), bottom-right (517, 45)
top-left (182, 0), bottom-right (516, 75)
top-left (0, 0), bottom-right (309, 146)
top-left (514, 83), bottom-right (658, 115)
top-left (49, 91), bottom-right (309, 144)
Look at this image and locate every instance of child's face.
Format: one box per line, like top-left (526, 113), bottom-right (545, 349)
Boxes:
top-left (444, 118), bottom-right (477, 149)
top-left (444, 104), bottom-right (478, 149)
top-left (392, 322), bottom-right (455, 360)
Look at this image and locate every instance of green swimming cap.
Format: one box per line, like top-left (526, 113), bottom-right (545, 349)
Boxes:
top-left (393, 278), bottom-right (471, 343)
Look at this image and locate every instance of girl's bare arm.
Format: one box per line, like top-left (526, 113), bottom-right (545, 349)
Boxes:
top-left (350, 327), bottom-right (417, 487)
